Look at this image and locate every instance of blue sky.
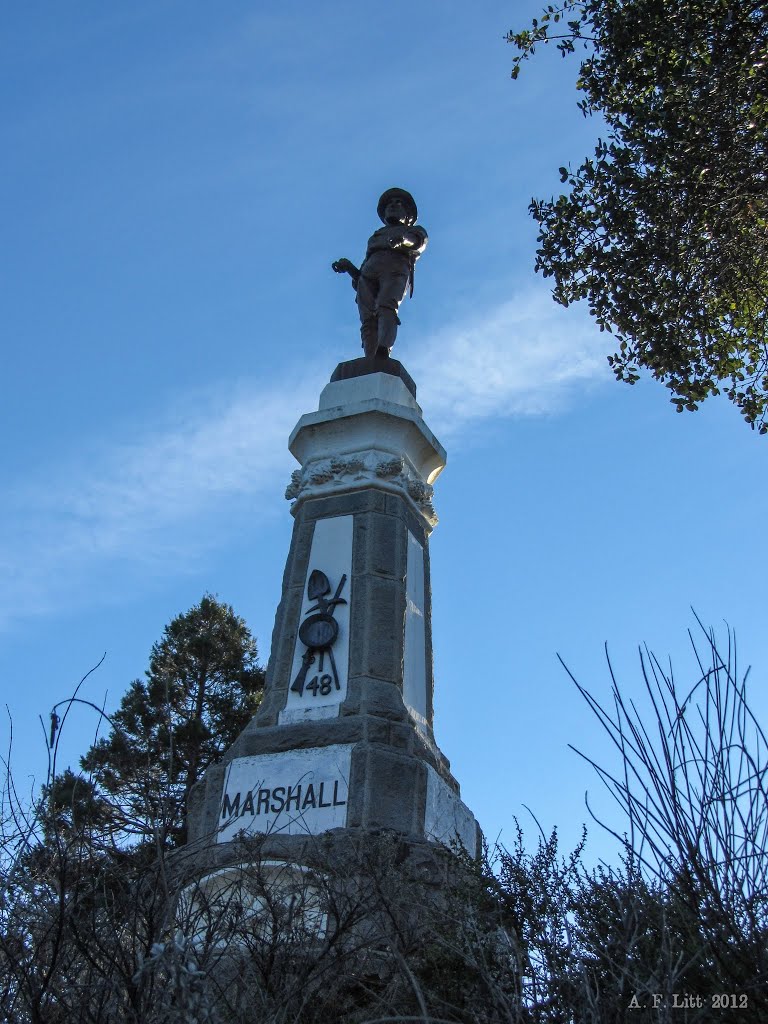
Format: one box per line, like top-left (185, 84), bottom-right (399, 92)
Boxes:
top-left (3, 0), bottom-right (766, 867)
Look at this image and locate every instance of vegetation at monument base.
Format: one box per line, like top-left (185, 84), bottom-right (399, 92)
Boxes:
top-left (1, 609), bottom-right (767, 1022)
top-left (509, 1), bottom-right (768, 432)
top-left (79, 594), bottom-right (265, 850)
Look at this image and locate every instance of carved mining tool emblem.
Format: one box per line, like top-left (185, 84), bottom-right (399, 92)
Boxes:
top-left (290, 569), bottom-right (347, 698)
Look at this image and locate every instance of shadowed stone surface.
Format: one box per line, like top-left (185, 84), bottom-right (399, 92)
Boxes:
top-left (331, 356), bottom-right (416, 398)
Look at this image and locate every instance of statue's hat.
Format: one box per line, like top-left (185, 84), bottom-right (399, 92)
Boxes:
top-left (377, 187), bottom-right (417, 225)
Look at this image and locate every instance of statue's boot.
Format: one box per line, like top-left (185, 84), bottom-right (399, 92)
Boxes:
top-left (361, 318), bottom-right (378, 359)
top-left (376, 308), bottom-right (400, 356)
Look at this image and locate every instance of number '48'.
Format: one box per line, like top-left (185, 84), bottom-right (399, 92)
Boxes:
top-left (305, 674), bottom-right (334, 697)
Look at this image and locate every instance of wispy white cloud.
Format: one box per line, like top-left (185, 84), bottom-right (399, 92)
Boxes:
top-left (0, 293), bottom-right (606, 628)
top-left (0, 374), bottom-right (320, 628)
top-left (412, 291), bottom-right (608, 433)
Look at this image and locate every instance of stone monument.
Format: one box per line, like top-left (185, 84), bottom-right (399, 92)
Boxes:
top-left (184, 191), bottom-right (478, 887)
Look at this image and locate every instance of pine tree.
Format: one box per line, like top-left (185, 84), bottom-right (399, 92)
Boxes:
top-left (81, 594), bottom-right (264, 849)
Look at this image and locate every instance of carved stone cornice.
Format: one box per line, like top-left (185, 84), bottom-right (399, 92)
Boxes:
top-left (285, 370), bottom-right (445, 529)
top-left (285, 448), bottom-right (437, 526)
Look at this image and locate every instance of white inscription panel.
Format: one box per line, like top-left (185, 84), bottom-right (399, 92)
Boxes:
top-left (403, 530), bottom-right (428, 733)
top-left (424, 764), bottom-right (477, 854)
top-left (217, 744), bottom-right (353, 842)
top-left (280, 515), bottom-right (353, 724)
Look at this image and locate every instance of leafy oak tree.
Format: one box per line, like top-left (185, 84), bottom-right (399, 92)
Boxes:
top-left (509, 1), bottom-right (768, 431)
top-left (81, 594), bottom-right (264, 849)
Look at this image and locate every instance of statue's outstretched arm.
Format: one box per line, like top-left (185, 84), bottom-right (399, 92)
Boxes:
top-left (331, 258), bottom-right (360, 288)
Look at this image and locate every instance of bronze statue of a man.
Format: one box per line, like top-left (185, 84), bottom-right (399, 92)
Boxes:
top-left (332, 188), bottom-right (428, 359)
